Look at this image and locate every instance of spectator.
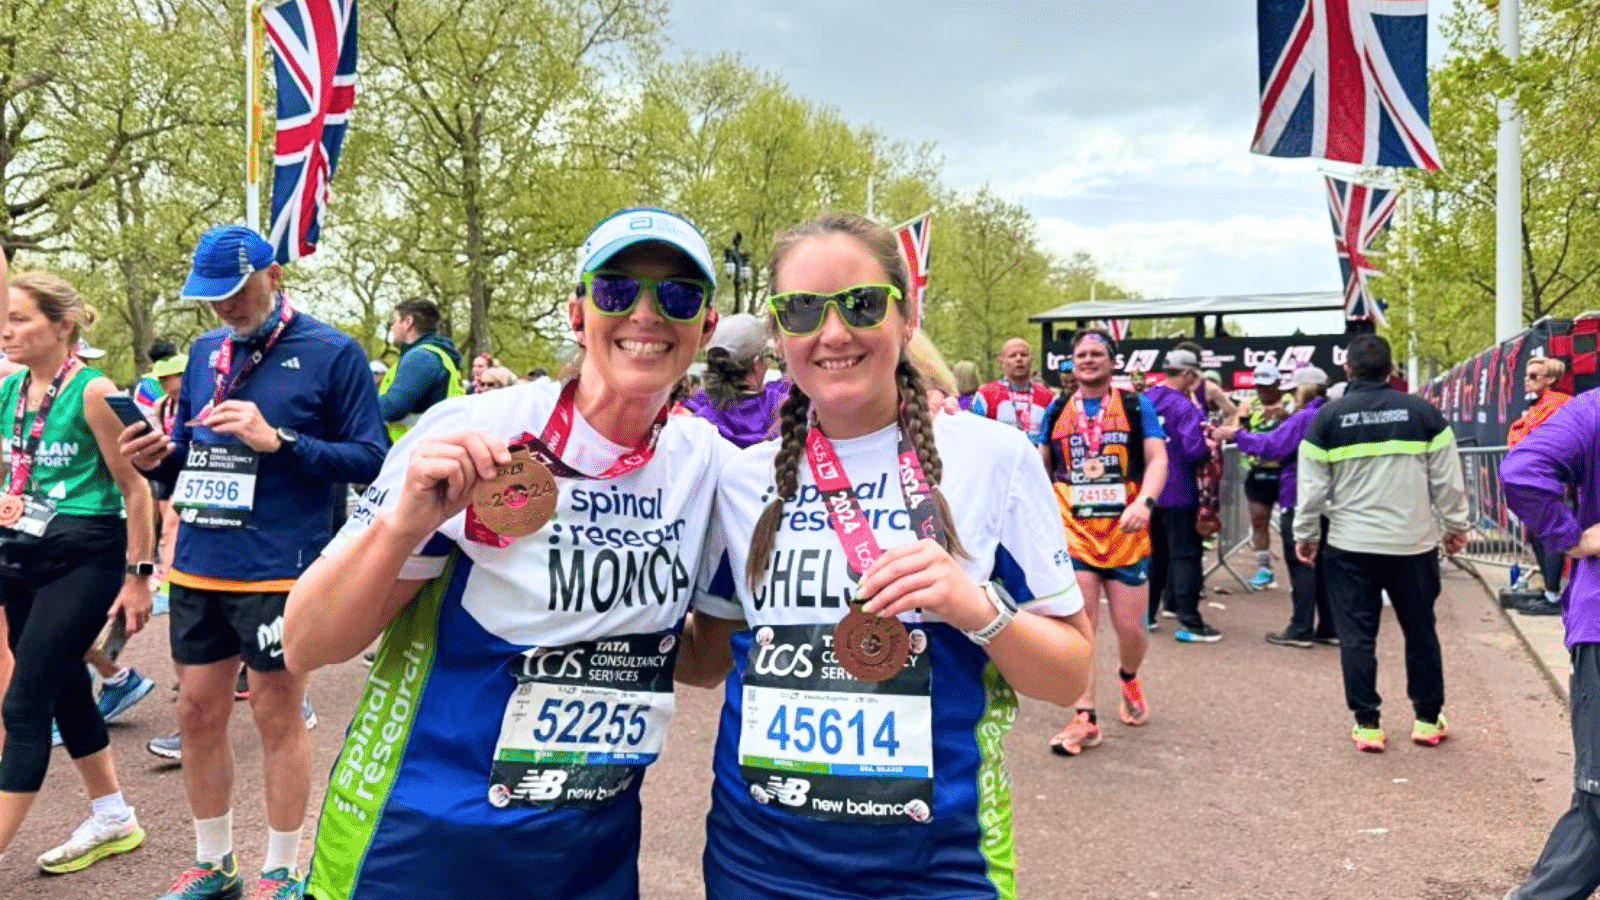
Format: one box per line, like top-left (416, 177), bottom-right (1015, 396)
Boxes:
top-left (468, 352), bottom-right (493, 393)
top-left (377, 297), bottom-right (463, 443)
top-left (1294, 334), bottom-right (1469, 752)
top-left (974, 337), bottom-right (1053, 435)
top-left (1502, 388), bottom-right (1600, 899)
top-left (953, 359), bottom-right (979, 411)
top-left (474, 365), bottom-right (518, 392)
top-left (1144, 348), bottom-right (1215, 641)
top-left (1507, 355), bottom-right (1574, 616)
top-left (133, 337), bottom-right (179, 417)
top-left (680, 312), bottom-right (787, 448)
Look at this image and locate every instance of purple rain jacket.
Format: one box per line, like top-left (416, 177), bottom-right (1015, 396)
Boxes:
top-left (1144, 384), bottom-right (1208, 508)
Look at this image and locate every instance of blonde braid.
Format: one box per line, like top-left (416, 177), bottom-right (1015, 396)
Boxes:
top-left (896, 359), bottom-right (968, 561)
top-left (745, 383), bottom-right (812, 590)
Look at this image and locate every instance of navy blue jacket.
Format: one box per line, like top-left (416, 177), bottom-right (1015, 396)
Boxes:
top-left (151, 310), bottom-right (386, 587)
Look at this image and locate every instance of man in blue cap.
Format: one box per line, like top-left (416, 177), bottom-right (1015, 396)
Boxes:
top-left (119, 224), bottom-right (385, 900)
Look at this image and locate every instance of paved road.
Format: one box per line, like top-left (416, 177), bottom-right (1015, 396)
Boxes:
top-left (0, 563), bottom-right (1575, 899)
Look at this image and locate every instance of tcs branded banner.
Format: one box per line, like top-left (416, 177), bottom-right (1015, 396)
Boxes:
top-left (1420, 317), bottom-right (1600, 448)
top-left (1041, 334), bottom-right (1350, 393)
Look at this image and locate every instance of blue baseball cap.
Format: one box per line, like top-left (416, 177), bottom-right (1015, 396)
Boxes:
top-left (180, 225), bottom-right (276, 302)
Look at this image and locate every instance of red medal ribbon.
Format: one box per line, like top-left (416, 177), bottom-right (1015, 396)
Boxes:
top-left (194, 295), bottom-right (295, 421)
top-left (1070, 389), bottom-right (1112, 459)
top-left (465, 379), bottom-right (670, 547)
top-left (802, 419), bottom-right (944, 585)
top-left (1007, 385), bottom-right (1034, 433)
top-left (5, 355), bottom-right (78, 497)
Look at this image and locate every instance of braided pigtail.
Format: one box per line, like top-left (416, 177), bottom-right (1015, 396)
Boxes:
top-left (745, 383), bottom-right (812, 591)
top-left (896, 358), bottom-right (969, 561)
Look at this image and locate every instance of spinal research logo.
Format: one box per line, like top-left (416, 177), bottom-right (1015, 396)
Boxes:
top-left (750, 776), bottom-right (810, 808)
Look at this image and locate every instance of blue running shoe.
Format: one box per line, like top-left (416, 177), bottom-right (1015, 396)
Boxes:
top-left (250, 867), bottom-right (305, 899)
top-left (1249, 568), bottom-right (1276, 590)
top-left (1175, 624), bottom-right (1222, 643)
top-left (97, 669), bottom-right (156, 723)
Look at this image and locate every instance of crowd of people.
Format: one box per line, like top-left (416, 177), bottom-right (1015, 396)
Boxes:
top-left (0, 204), bottom-right (1589, 900)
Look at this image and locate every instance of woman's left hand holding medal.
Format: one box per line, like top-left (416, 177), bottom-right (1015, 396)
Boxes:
top-left (390, 431), bottom-right (514, 541)
top-left (856, 538), bottom-right (993, 633)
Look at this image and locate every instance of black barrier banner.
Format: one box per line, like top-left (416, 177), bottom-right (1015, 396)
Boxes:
top-left (1041, 334), bottom-right (1350, 392)
top-left (1419, 317), bottom-right (1599, 448)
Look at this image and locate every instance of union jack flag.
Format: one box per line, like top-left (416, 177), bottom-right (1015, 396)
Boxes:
top-left (1253, 0), bottom-right (1440, 171)
top-left (1098, 319), bottom-right (1131, 341)
top-left (263, 0), bottom-right (358, 264)
top-left (1325, 173), bottom-right (1399, 323)
top-left (893, 212), bottom-right (931, 321)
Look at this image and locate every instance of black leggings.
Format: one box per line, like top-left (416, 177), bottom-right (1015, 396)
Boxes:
top-left (0, 515), bottom-right (127, 792)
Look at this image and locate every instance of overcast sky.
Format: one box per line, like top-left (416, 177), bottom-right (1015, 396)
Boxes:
top-left (667, 0), bottom-right (1463, 336)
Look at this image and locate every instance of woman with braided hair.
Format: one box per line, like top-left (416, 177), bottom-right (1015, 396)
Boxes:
top-left (682, 212), bottom-right (1092, 900)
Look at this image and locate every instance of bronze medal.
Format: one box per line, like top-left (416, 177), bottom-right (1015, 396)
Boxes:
top-left (0, 495), bottom-right (23, 527)
top-left (1081, 457), bottom-right (1105, 479)
top-left (833, 607), bottom-right (910, 682)
top-left (470, 448), bottom-right (558, 539)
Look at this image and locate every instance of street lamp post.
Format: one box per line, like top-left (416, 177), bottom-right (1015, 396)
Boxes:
top-left (723, 232), bottom-right (752, 314)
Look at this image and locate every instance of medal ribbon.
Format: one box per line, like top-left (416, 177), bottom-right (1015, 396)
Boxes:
top-left (1070, 389), bottom-right (1113, 459)
top-left (195, 295), bottom-right (295, 420)
top-left (802, 418), bottom-right (945, 587)
top-left (465, 379), bottom-right (671, 546)
top-left (5, 355), bottom-right (78, 497)
top-left (1008, 386), bottom-right (1034, 433)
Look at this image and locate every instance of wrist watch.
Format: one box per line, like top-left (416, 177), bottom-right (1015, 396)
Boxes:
top-left (276, 427), bottom-right (300, 453)
top-left (964, 582), bottom-right (1018, 646)
top-left (125, 562), bottom-right (155, 577)
top-left (1141, 495), bottom-right (1156, 510)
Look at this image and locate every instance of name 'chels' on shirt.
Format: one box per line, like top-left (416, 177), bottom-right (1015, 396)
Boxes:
top-left (753, 472), bottom-right (911, 612)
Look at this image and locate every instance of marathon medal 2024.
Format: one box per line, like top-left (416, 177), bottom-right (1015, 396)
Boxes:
top-left (464, 380), bottom-right (669, 548)
top-left (0, 495), bottom-right (22, 527)
top-left (833, 604), bottom-right (910, 682)
top-left (470, 448), bottom-right (557, 538)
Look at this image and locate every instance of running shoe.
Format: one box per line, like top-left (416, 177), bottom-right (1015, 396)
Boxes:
top-left (51, 722), bottom-right (62, 747)
top-left (147, 731), bottom-right (183, 762)
top-left (97, 668), bottom-right (156, 723)
top-left (250, 868), bottom-right (305, 900)
top-left (157, 853), bottom-right (243, 900)
top-left (1175, 624), bottom-right (1222, 643)
top-left (1119, 676), bottom-right (1150, 726)
top-left (302, 697), bottom-right (318, 731)
top-left (235, 666), bottom-right (250, 701)
top-left (1144, 615), bottom-right (1159, 633)
top-left (1249, 568), bottom-right (1277, 590)
top-left (1412, 714), bottom-right (1449, 747)
top-left (151, 581), bottom-right (170, 617)
top-left (36, 810), bottom-right (144, 874)
top-left (1265, 630), bottom-right (1314, 649)
top-left (1047, 710), bottom-right (1102, 757)
top-left (1351, 724), bottom-right (1386, 753)
top-left (1312, 634), bottom-right (1341, 647)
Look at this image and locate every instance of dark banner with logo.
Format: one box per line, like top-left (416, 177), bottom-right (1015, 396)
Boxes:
top-left (1040, 334), bottom-right (1350, 394)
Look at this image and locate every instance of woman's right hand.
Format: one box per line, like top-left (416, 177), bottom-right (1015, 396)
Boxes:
top-left (389, 430), bottom-right (514, 540)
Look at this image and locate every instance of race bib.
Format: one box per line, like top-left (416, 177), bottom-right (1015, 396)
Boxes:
top-left (5, 494), bottom-right (56, 538)
top-left (1069, 454), bottom-right (1127, 519)
top-left (738, 623), bottom-right (934, 825)
top-left (488, 631), bottom-right (678, 810)
top-left (173, 443), bottom-right (259, 529)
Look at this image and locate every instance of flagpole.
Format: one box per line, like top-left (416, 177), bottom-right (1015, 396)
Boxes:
top-left (244, 0), bottom-right (264, 234)
top-left (1495, 0), bottom-right (1523, 342)
top-left (1404, 189), bottom-right (1419, 389)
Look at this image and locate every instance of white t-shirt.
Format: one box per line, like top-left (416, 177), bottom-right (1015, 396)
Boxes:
top-left (696, 410), bottom-right (1081, 623)
top-left (336, 379), bottom-right (732, 647)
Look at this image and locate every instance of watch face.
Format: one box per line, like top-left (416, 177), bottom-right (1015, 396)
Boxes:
top-left (988, 582), bottom-right (1019, 613)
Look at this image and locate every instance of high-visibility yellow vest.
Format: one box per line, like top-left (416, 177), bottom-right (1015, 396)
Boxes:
top-left (378, 342), bottom-right (464, 443)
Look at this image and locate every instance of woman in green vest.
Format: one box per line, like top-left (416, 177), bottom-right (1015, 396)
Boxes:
top-left (0, 271), bottom-right (155, 875)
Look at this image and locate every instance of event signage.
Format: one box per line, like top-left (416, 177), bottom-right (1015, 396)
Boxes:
top-left (1041, 334), bottom-right (1350, 393)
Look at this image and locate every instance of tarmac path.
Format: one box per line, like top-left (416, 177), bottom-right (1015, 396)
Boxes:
top-left (0, 561), bottom-right (1575, 900)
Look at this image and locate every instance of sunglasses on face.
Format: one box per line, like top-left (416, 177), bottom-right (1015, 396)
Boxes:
top-left (581, 270), bottom-right (713, 322)
top-left (767, 284), bottom-right (902, 336)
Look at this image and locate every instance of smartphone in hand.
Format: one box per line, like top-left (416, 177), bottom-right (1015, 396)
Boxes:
top-left (103, 393), bottom-right (152, 434)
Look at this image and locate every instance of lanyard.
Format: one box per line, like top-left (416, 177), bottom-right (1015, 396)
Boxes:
top-left (1071, 389), bottom-right (1114, 458)
top-left (196, 295), bottom-right (294, 419)
top-left (802, 418), bottom-right (943, 582)
top-left (464, 379), bottom-right (670, 546)
top-left (5, 356), bottom-right (77, 497)
top-left (1007, 385), bottom-right (1034, 433)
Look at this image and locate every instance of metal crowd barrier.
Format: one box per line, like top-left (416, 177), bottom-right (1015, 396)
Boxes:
top-left (1204, 445), bottom-right (1254, 590)
top-left (1456, 445), bottom-right (1537, 572)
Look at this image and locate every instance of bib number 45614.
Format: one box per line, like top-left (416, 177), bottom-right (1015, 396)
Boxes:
top-left (765, 705), bottom-right (900, 758)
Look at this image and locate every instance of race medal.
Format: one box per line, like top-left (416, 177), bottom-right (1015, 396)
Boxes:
top-left (0, 495), bottom-right (22, 527)
top-left (833, 607), bottom-right (910, 682)
top-left (470, 448), bottom-right (558, 539)
top-left (1081, 457), bottom-right (1105, 479)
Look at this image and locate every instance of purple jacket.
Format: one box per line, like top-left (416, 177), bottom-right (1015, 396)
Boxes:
top-left (1502, 389), bottom-right (1600, 647)
top-left (683, 379), bottom-right (790, 448)
top-left (1232, 397), bottom-right (1325, 509)
top-left (1145, 384), bottom-right (1208, 508)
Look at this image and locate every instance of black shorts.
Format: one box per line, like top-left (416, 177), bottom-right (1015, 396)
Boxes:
top-left (1244, 466), bottom-right (1282, 506)
top-left (169, 584), bottom-right (289, 671)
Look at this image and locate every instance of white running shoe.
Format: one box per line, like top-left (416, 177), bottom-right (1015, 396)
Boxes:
top-left (37, 810), bottom-right (145, 874)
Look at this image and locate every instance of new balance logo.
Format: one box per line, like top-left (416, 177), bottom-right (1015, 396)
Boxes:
top-left (281, 357), bottom-right (302, 369)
